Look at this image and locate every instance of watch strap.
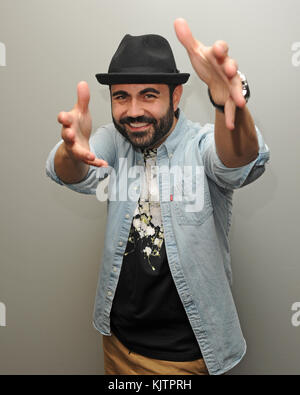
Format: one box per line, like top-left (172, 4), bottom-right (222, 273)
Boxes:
top-left (208, 70), bottom-right (250, 113)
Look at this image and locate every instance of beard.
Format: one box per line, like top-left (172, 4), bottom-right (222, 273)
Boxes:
top-left (112, 104), bottom-right (174, 149)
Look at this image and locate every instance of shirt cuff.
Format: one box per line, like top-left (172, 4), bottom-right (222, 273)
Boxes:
top-left (212, 126), bottom-right (270, 189)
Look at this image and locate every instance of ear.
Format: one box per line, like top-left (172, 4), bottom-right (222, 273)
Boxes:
top-left (172, 85), bottom-right (183, 112)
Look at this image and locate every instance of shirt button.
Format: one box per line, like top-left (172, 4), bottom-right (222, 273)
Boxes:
top-left (118, 241), bottom-right (123, 247)
top-left (107, 291), bottom-right (112, 297)
top-left (169, 153), bottom-right (173, 159)
top-left (125, 213), bottom-right (130, 219)
top-left (113, 267), bottom-right (117, 272)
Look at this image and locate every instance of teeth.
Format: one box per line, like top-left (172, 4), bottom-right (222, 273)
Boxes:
top-left (129, 123), bottom-right (149, 128)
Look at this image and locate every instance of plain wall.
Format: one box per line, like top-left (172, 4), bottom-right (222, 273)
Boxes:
top-left (0, 0), bottom-right (299, 374)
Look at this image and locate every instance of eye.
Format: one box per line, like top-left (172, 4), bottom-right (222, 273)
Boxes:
top-left (144, 94), bottom-right (157, 99)
top-left (114, 94), bottom-right (126, 101)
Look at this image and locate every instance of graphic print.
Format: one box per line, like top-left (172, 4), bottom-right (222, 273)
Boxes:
top-left (124, 148), bottom-right (164, 271)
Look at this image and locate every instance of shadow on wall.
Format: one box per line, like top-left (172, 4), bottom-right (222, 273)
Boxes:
top-left (0, 42), bottom-right (6, 66)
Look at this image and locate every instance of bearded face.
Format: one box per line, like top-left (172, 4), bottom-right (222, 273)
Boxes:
top-left (110, 84), bottom-right (179, 149)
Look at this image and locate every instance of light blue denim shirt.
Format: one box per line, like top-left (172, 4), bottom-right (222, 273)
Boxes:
top-left (46, 110), bottom-right (270, 375)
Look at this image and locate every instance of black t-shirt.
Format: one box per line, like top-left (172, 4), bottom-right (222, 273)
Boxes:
top-left (110, 148), bottom-right (202, 362)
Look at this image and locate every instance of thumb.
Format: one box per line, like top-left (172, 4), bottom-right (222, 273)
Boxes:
top-left (76, 81), bottom-right (90, 113)
top-left (174, 18), bottom-right (200, 53)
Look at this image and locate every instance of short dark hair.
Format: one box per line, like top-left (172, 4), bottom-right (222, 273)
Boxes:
top-left (168, 84), bottom-right (180, 119)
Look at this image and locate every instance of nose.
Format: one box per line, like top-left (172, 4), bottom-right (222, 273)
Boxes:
top-left (126, 98), bottom-right (145, 119)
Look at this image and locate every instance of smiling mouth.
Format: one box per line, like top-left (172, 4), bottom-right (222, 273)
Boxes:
top-left (127, 122), bottom-right (152, 132)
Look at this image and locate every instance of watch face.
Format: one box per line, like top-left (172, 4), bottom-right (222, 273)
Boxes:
top-left (237, 70), bottom-right (250, 102)
top-left (208, 70), bottom-right (250, 110)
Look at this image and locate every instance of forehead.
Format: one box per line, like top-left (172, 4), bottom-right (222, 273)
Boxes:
top-left (110, 83), bottom-right (169, 95)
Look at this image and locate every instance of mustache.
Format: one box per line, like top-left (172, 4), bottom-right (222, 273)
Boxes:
top-left (119, 116), bottom-right (157, 125)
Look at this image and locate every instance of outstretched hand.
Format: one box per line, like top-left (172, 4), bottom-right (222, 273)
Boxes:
top-left (174, 18), bottom-right (246, 130)
top-left (57, 81), bottom-right (108, 167)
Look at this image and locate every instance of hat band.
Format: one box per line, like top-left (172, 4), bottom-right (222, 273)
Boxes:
top-left (95, 72), bottom-right (190, 85)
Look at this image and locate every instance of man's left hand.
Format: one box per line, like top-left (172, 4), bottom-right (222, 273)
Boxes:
top-left (174, 18), bottom-right (245, 130)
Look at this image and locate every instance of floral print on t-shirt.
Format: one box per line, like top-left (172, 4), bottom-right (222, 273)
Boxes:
top-left (124, 148), bottom-right (164, 271)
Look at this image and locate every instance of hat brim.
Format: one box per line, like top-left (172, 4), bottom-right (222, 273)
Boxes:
top-left (95, 73), bottom-right (190, 85)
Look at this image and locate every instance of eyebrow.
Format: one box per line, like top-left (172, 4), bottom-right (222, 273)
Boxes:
top-left (112, 87), bottom-right (161, 97)
top-left (139, 88), bottom-right (161, 95)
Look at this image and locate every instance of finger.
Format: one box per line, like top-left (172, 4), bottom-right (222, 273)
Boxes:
top-left (76, 81), bottom-right (90, 113)
top-left (70, 143), bottom-right (94, 163)
top-left (57, 111), bottom-right (73, 127)
top-left (85, 158), bottom-right (109, 168)
top-left (68, 143), bottom-right (108, 168)
top-left (174, 18), bottom-right (204, 53)
top-left (61, 127), bottom-right (75, 145)
top-left (223, 58), bottom-right (238, 79)
top-left (212, 40), bottom-right (229, 64)
top-left (81, 151), bottom-right (109, 167)
top-left (229, 74), bottom-right (246, 108)
top-left (208, 44), bottom-right (238, 82)
top-left (224, 98), bottom-right (236, 131)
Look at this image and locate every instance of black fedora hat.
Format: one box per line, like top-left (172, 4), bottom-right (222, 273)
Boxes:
top-left (96, 34), bottom-right (190, 85)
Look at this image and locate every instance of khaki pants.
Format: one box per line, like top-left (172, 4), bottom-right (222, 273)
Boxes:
top-left (103, 333), bottom-right (209, 375)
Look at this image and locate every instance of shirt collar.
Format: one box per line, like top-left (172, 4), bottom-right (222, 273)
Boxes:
top-left (134, 109), bottom-right (187, 157)
top-left (158, 109), bottom-right (187, 156)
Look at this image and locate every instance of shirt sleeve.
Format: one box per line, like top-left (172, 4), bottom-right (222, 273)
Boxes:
top-left (198, 123), bottom-right (270, 190)
top-left (45, 125), bottom-right (116, 195)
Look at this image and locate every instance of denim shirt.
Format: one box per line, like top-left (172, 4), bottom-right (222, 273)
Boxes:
top-left (46, 111), bottom-right (270, 375)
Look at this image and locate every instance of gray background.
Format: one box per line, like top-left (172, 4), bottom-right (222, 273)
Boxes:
top-left (0, 0), bottom-right (299, 375)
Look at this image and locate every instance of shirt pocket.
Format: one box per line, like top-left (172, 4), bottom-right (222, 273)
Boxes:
top-left (172, 170), bottom-right (213, 225)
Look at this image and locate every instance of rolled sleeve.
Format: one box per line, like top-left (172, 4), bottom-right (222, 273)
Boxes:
top-left (199, 123), bottom-right (270, 190)
top-left (45, 140), bottom-right (105, 195)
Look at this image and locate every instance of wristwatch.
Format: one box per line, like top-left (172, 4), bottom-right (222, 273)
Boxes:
top-left (208, 70), bottom-right (250, 113)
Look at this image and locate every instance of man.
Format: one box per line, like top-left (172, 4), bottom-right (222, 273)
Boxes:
top-left (46, 19), bottom-right (270, 375)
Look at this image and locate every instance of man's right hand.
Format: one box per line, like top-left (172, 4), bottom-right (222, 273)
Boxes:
top-left (57, 81), bottom-right (108, 168)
